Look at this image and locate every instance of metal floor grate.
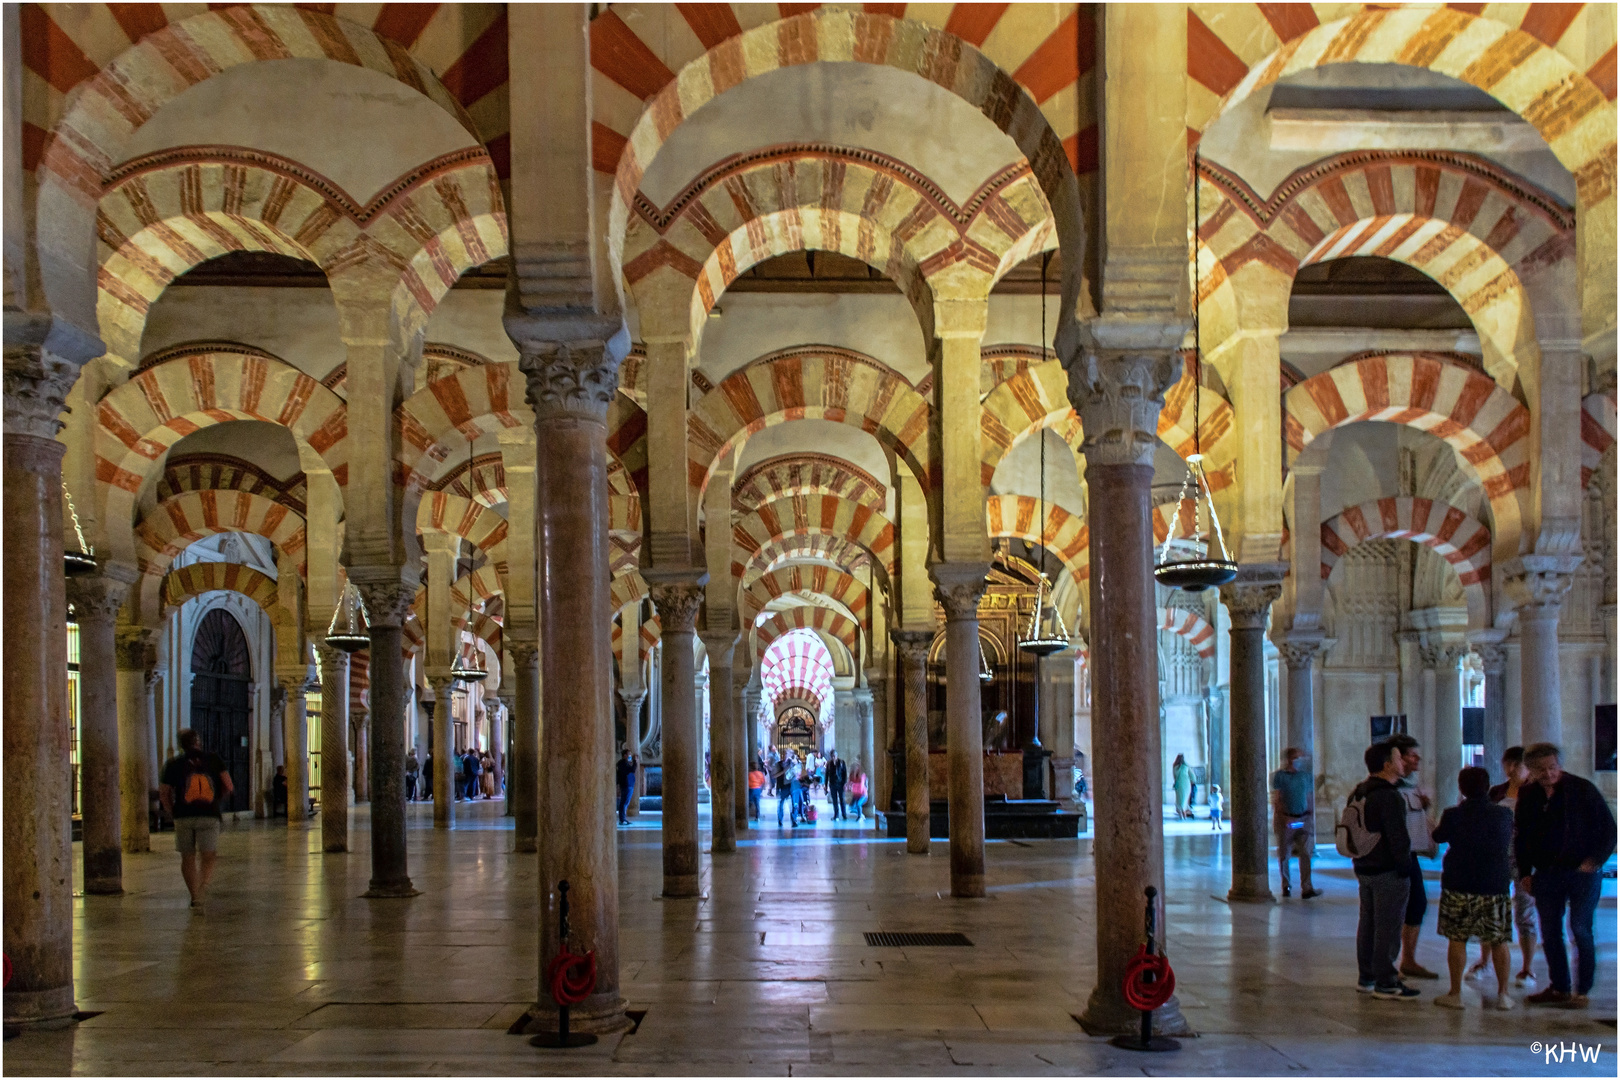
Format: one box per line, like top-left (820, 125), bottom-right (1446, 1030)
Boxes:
top-left (864, 931), bottom-right (973, 948)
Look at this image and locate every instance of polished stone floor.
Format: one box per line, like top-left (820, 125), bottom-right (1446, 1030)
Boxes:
top-left (6, 798), bottom-right (1615, 1076)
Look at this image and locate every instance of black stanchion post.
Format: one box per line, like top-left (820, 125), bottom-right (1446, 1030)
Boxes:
top-left (1110, 885), bottom-right (1181, 1053)
top-left (530, 879), bottom-right (599, 1049)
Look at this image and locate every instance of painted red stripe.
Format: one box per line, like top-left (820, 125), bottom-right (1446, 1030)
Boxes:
top-left (778, 4), bottom-right (821, 16)
top-left (1518, 3), bottom-right (1583, 47)
top-left (19, 4), bottom-right (102, 93)
top-left (1187, 10), bottom-right (1250, 95)
top-left (590, 8), bottom-right (676, 101)
top-left (1014, 10), bottom-right (1083, 105)
top-left (21, 121), bottom-right (48, 172)
top-left (944, 2), bottom-right (1007, 47)
top-left (440, 9), bottom-right (508, 106)
top-left (1587, 44), bottom-right (1617, 101)
top-left (592, 122), bottom-right (629, 175)
top-left (676, 3), bottom-right (743, 49)
top-left (106, 3), bottom-right (169, 44)
top-left (863, 4), bottom-right (907, 16)
top-left (1255, 3), bottom-right (1318, 43)
top-left (372, 3), bottom-right (440, 48)
top-left (1446, 3), bottom-right (1486, 14)
top-left (1065, 123), bottom-right (1099, 175)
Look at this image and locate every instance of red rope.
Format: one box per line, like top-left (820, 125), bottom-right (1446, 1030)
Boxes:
top-left (1122, 945), bottom-right (1175, 1012)
top-left (548, 948), bottom-right (597, 1007)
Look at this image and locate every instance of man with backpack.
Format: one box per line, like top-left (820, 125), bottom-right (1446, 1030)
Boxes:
top-left (826, 751), bottom-right (849, 821)
top-left (158, 728), bottom-right (234, 913)
top-left (1342, 741), bottom-right (1420, 999)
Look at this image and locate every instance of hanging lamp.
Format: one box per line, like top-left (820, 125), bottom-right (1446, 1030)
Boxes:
top-left (1020, 251), bottom-right (1074, 658)
top-left (1154, 154), bottom-right (1237, 593)
top-left (451, 641), bottom-right (488, 684)
top-left (63, 480), bottom-right (96, 576)
top-left (324, 581), bottom-right (371, 652)
top-left (978, 638), bottom-right (994, 683)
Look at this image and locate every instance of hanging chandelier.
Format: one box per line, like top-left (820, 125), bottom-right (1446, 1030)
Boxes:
top-left (63, 480), bottom-right (96, 576)
top-left (451, 641), bottom-right (488, 683)
top-left (1154, 154), bottom-right (1237, 593)
top-left (1019, 572), bottom-right (1070, 657)
top-left (324, 581), bottom-right (371, 652)
top-left (979, 638), bottom-right (994, 682)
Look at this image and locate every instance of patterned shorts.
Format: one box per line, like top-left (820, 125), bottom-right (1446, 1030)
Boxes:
top-left (1437, 890), bottom-right (1513, 945)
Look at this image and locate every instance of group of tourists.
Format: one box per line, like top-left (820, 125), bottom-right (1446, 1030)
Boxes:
top-left (402, 747), bottom-right (501, 803)
top-left (1345, 736), bottom-right (1615, 1010)
top-left (1172, 752), bottom-right (1225, 829)
top-left (753, 746), bottom-right (868, 827)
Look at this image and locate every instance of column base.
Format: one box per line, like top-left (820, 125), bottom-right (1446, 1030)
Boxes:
top-left (713, 838), bottom-right (736, 854)
top-left (322, 842), bottom-right (348, 853)
top-left (522, 994), bottom-right (633, 1036)
top-left (906, 838), bottom-right (929, 854)
top-left (3, 986), bottom-right (78, 1030)
top-left (363, 879), bottom-right (420, 899)
top-left (83, 880), bottom-right (123, 896)
top-left (951, 875), bottom-right (986, 899)
top-left (1226, 874), bottom-right (1274, 903)
top-left (661, 875), bottom-right (700, 898)
top-left (514, 837), bottom-right (537, 854)
top-left (1078, 992), bottom-right (1194, 1038)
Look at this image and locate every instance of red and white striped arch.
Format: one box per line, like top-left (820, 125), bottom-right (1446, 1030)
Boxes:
top-left (161, 561), bottom-right (279, 618)
top-left (731, 496), bottom-right (896, 584)
top-left (396, 363), bottom-right (531, 496)
top-left (985, 495), bottom-right (1089, 585)
top-left (753, 606), bottom-right (860, 663)
top-left (416, 491), bottom-right (509, 560)
top-left (741, 566), bottom-right (870, 625)
top-left (759, 629), bottom-right (839, 716)
top-left (1582, 391), bottom-right (1617, 489)
top-left (1320, 495), bottom-right (1492, 629)
top-left (1156, 606), bottom-right (1216, 660)
top-left (734, 454), bottom-right (888, 516)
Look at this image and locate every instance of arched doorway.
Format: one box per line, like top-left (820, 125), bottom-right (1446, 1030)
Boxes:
top-left (189, 608), bottom-right (252, 813)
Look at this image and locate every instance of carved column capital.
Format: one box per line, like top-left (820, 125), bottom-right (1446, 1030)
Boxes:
top-left (1504, 555), bottom-right (1581, 618)
top-left (506, 637), bottom-right (541, 668)
top-left (66, 573), bottom-right (133, 625)
top-left (114, 625), bottom-right (155, 671)
top-left (1472, 642), bottom-right (1509, 675)
top-left (698, 631), bottom-right (738, 667)
top-left (270, 684), bottom-right (288, 713)
top-left (3, 313), bottom-right (100, 439)
top-left (930, 562), bottom-right (990, 622)
top-left (316, 641), bottom-right (353, 669)
top-left (646, 569), bottom-right (707, 633)
top-left (516, 338), bottom-right (623, 424)
top-left (1419, 640), bottom-right (1470, 671)
top-left (353, 580), bottom-right (416, 630)
top-left (890, 629), bottom-right (934, 665)
top-left (1220, 578), bottom-right (1283, 631)
top-left (1277, 638), bottom-right (1322, 672)
top-left (1062, 318), bottom-right (1184, 469)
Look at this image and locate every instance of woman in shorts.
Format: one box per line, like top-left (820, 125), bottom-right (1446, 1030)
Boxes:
top-left (1431, 766), bottom-right (1515, 1010)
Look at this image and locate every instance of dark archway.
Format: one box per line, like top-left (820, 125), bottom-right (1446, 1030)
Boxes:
top-left (190, 607), bottom-right (253, 813)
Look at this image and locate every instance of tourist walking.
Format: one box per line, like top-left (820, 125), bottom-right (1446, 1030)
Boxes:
top-left (1349, 741), bottom-right (1419, 999)
top-left (775, 754), bottom-right (793, 826)
top-left (1384, 733), bottom-right (1439, 980)
top-left (405, 749), bottom-right (420, 802)
top-left (1209, 785), bottom-right (1223, 831)
top-left (1515, 742), bottom-right (1617, 1009)
top-left (1431, 766), bottom-right (1516, 1010)
top-left (1272, 748), bottom-right (1320, 898)
top-left (747, 764), bottom-right (765, 820)
top-left (481, 752), bottom-right (497, 798)
top-left (847, 764), bottom-right (869, 820)
top-left (158, 728), bottom-right (234, 914)
top-left (1172, 754), bottom-right (1192, 818)
top-left (616, 748), bottom-right (638, 826)
top-left (421, 751), bottom-right (434, 801)
top-left (826, 751), bottom-right (848, 820)
top-left (1472, 746), bottom-right (1539, 985)
top-left (789, 754), bottom-right (807, 827)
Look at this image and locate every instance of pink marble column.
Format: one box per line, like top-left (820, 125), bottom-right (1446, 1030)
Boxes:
top-left (66, 572), bottom-right (134, 895)
top-left (116, 627), bottom-right (154, 853)
top-left (517, 331), bottom-right (629, 1034)
top-left (316, 643), bottom-right (350, 852)
top-left (1512, 565), bottom-right (1574, 746)
top-left (892, 630), bottom-right (933, 853)
top-left (1068, 335), bottom-right (1190, 1037)
top-left (1221, 574), bottom-right (1283, 903)
top-left (700, 631), bottom-right (737, 853)
top-left (648, 573), bottom-right (706, 896)
top-left (354, 582), bottom-right (417, 898)
top-left (508, 637), bottom-right (540, 852)
top-left (930, 567), bottom-right (989, 897)
top-left (3, 329), bottom-right (87, 1028)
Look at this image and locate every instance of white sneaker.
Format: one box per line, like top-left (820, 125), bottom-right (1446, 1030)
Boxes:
top-left (1433, 992), bottom-right (1464, 1010)
top-left (1515, 971), bottom-right (1536, 987)
top-left (1465, 966), bottom-right (1489, 982)
top-left (1495, 994), bottom-right (1516, 1010)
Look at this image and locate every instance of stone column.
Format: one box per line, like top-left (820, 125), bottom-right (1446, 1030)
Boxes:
top-left (1510, 564), bottom-right (1576, 746)
top-left (277, 667), bottom-right (311, 826)
top-left (1474, 643), bottom-right (1509, 778)
top-left (855, 686), bottom-right (875, 817)
top-left (510, 638), bottom-right (541, 850)
top-left (351, 703), bottom-right (371, 803)
top-left (1279, 639), bottom-right (1320, 761)
top-left (1424, 641), bottom-right (1468, 809)
top-left (514, 327), bottom-right (629, 1034)
top-left (731, 653), bottom-right (750, 832)
top-left (316, 643), bottom-right (351, 852)
top-left (429, 677), bottom-right (455, 824)
top-left (4, 321), bottom-right (92, 1028)
top-left (66, 573), bottom-right (133, 894)
top-left (1067, 330), bottom-right (1189, 1037)
top-left (1221, 574), bottom-right (1283, 903)
top-left (354, 582), bottom-right (417, 898)
top-left (892, 630), bottom-right (933, 853)
top-left (116, 627), bottom-right (154, 852)
top-left (700, 632), bottom-right (737, 853)
top-left (647, 572), bottom-right (706, 897)
top-left (930, 563), bottom-right (990, 899)
top-left (618, 688), bottom-right (646, 818)
top-left (864, 672), bottom-right (888, 815)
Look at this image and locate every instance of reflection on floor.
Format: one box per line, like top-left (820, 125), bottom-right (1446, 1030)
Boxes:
top-left (7, 800), bottom-right (1614, 1076)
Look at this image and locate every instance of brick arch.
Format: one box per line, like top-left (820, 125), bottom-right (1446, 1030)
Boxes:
top-left (611, 615), bottom-right (662, 662)
top-left (985, 495), bottom-right (1089, 586)
top-left (1284, 354), bottom-right (1528, 558)
top-left (1196, 152), bottom-right (1573, 389)
top-left (1321, 496), bottom-right (1492, 630)
top-left (95, 348), bottom-right (346, 563)
top-left (742, 536), bottom-right (890, 596)
top-left (752, 607), bottom-right (861, 663)
top-left (35, 4), bottom-right (483, 331)
top-left (1156, 607), bottom-right (1216, 660)
top-left (732, 496), bottom-right (896, 584)
top-left (609, 570), bottom-right (649, 613)
top-left (416, 491), bottom-right (508, 560)
top-left (134, 490), bottom-right (306, 623)
top-left (451, 567), bottom-right (504, 612)
top-left (609, 10), bottom-right (1085, 350)
top-left (397, 363), bottom-right (531, 496)
top-left (161, 562), bottom-right (279, 619)
top-left (741, 566), bottom-right (872, 625)
top-left (734, 454), bottom-right (888, 514)
top-left (606, 392), bottom-right (649, 502)
top-left (689, 349), bottom-right (931, 503)
top-left (1583, 391), bottom-right (1617, 489)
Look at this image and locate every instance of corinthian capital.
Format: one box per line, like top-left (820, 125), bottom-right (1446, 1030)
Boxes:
top-left (646, 568), bottom-right (707, 633)
top-left (516, 339), bottom-right (624, 424)
top-left (930, 562), bottom-right (990, 622)
top-left (1277, 639), bottom-right (1321, 672)
top-left (115, 625), bottom-right (155, 671)
top-left (1062, 318), bottom-right (1185, 469)
top-left (67, 572), bottom-right (133, 624)
top-left (1220, 564), bottom-right (1286, 631)
top-left (4, 312), bottom-right (100, 440)
top-left (353, 580), bottom-right (416, 630)
top-left (1472, 642), bottom-right (1508, 675)
top-left (1504, 555), bottom-right (1580, 617)
top-left (891, 629), bottom-right (934, 665)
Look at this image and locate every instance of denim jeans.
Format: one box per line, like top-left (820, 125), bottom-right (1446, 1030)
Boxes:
top-left (616, 784), bottom-right (633, 823)
top-left (1356, 870), bottom-right (1410, 988)
top-left (778, 790), bottom-right (792, 825)
top-left (1532, 868), bottom-right (1602, 994)
top-left (748, 790), bottom-right (762, 818)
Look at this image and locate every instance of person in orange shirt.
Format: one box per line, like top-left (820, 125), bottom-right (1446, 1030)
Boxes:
top-left (747, 764), bottom-right (766, 821)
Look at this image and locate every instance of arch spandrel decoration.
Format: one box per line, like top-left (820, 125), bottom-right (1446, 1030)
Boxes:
top-left (731, 496), bottom-right (897, 584)
top-left (1320, 495), bottom-right (1493, 630)
top-left (161, 562), bottom-right (279, 619)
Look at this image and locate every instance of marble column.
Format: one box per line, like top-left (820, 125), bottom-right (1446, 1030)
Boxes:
top-left (1068, 335), bottom-right (1189, 1037)
top-left (277, 667), bottom-right (311, 826)
top-left (67, 573), bottom-right (133, 894)
top-left (515, 329), bottom-right (628, 1033)
top-left (1511, 565), bottom-right (1575, 746)
top-left (355, 582), bottom-right (417, 897)
top-left (855, 686), bottom-right (876, 817)
top-left (734, 667), bottom-right (753, 825)
top-left (1222, 575), bottom-right (1283, 903)
top-left (931, 563), bottom-right (990, 899)
top-left (116, 627), bottom-right (154, 852)
top-left (892, 630), bottom-right (933, 853)
top-left (510, 638), bottom-right (541, 850)
top-left (864, 673), bottom-right (888, 815)
top-left (351, 704), bottom-right (371, 803)
top-left (731, 656), bottom-right (750, 832)
top-left (3, 325), bottom-right (89, 1028)
top-left (648, 572), bottom-right (706, 897)
top-left (1424, 641), bottom-right (1468, 809)
top-left (428, 676), bottom-right (456, 824)
top-left (316, 643), bottom-right (351, 852)
top-left (619, 688), bottom-right (646, 819)
top-left (700, 632), bottom-right (737, 853)
top-left (1475, 642), bottom-right (1509, 778)
top-left (1279, 639), bottom-right (1320, 761)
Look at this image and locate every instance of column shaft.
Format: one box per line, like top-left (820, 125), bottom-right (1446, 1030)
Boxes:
top-left (1476, 644), bottom-right (1508, 780)
top-left (702, 634), bottom-right (736, 854)
top-left (511, 641), bottom-right (540, 852)
top-left (116, 630), bottom-right (152, 853)
top-left (1223, 579), bottom-right (1280, 903)
top-left (355, 587), bottom-right (415, 898)
top-left (893, 631), bottom-right (932, 853)
top-left (68, 591), bottom-right (123, 895)
top-left (317, 645), bottom-right (350, 852)
top-left (281, 674), bottom-right (310, 827)
top-left (1518, 604), bottom-right (1564, 745)
top-left (650, 578), bottom-right (705, 896)
top-left (1426, 644), bottom-right (1466, 809)
top-left (432, 678), bottom-right (455, 825)
top-left (932, 564), bottom-right (989, 898)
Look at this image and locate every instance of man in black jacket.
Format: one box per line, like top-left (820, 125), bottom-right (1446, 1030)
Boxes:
top-left (826, 751), bottom-right (849, 821)
top-left (1515, 743), bottom-right (1617, 1008)
top-left (1352, 741), bottom-right (1420, 999)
